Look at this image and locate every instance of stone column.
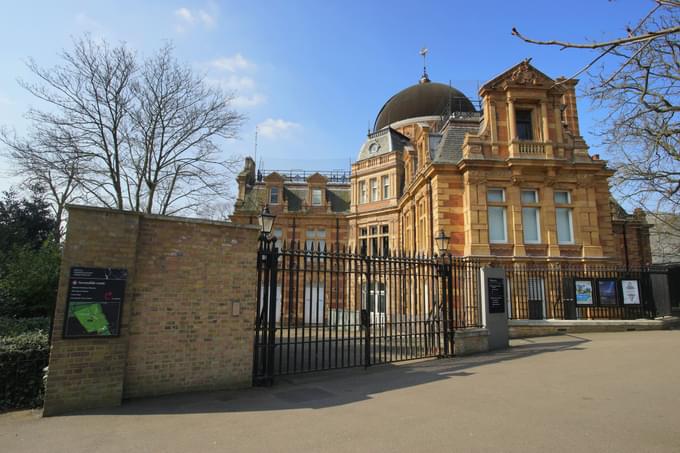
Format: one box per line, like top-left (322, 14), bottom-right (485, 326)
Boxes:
top-left (507, 97), bottom-right (517, 157)
top-left (541, 101), bottom-right (554, 158)
top-left (542, 184), bottom-right (561, 258)
top-left (553, 107), bottom-right (564, 158)
top-left (489, 101), bottom-right (499, 155)
top-left (508, 183), bottom-right (526, 256)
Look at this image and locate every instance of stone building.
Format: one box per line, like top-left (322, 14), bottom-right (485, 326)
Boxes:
top-left (230, 157), bottom-right (351, 250)
top-left (232, 59), bottom-right (651, 268)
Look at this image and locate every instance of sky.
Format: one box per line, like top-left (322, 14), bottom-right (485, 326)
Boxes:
top-left (0, 0), bottom-right (653, 194)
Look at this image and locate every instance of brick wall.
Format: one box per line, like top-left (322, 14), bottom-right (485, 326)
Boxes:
top-left (43, 206), bottom-right (259, 416)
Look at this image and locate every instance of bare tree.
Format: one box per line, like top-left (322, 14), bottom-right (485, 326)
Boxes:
top-left (0, 125), bottom-right (82, 240)
top-left (2, 35), bottom-right (244, 224)
top-left (512, 1), bottom-right (680, 238)
top-left (131, 44), bottom-right (242, 215)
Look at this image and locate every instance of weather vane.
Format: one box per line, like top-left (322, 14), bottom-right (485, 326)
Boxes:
top-left (419, 47), bottom-right (429, 83)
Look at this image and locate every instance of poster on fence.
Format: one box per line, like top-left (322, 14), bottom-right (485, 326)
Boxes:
top-left (63, 267), bottom-right (127, 338)
top-left (621, 279), bottom-right (641, 305)
top-left (574, 279), bottom-right (594, 305)
top-left (597, 279), bottom-right (618, 305)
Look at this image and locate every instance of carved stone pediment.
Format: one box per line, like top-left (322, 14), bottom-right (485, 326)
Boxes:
top-left (510, 61), bottom-right (540, 86)
top-left (482, 59), bottom-right (555, 92)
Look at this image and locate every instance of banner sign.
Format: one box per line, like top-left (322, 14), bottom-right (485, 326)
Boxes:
top-left (63, 267), bottom-right (127, 338)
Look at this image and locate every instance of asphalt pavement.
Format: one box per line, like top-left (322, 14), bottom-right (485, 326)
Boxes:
top-left (2, 330), bottom-right (679, 452)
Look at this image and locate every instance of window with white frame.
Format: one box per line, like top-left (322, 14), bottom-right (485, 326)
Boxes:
top-left (487, 188), bottom-right (507, 243)
top-left (370, 178), bottom-right (378, 202)
top-left (358, 224), bottom-right (389, 256)
top-left (311, 188), bottom-right (323, 206)
top-left (521, 189), bottom-right (541, 244)
top-left (554, 190), bottom-right (574, 244)
top-left (359, 181), bottom-right (367, 204)
top-left (273, 227), bottom-right (283, 249)
top-left (269, 186), bottom-right (279, 204)
top-left (382, 175), bottom-right (390, 199)
top-left (305, 228), bottom-right (326, 251)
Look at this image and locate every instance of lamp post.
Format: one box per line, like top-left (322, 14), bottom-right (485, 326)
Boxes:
top-left (435, 229), bottom-right (450, 255)
top-left (258, 204), bottom-right (276, 242)
top-left (434, 228), bottom-right (453, 357)
top-left (255, 204), bottom-right (277, 386)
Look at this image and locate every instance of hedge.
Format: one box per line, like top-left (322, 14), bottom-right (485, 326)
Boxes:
top-left (0, 318), bottom-right (50, 411)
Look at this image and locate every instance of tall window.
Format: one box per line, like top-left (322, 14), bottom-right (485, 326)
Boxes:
top-left (381, 225), bottom-right (389, 255)
top-left (370, 178), bottom-right (378, 202)
top-left (359, 227), bottom-right (368, 254)
top-left (382, 175), bottom-right (390, 199)
top-left (359, 224), bottom-right (389, 256)
top-left (487, 188), bottom-right (507, 243)
top-left (516, 109), bottom-right (533, 140)
top-left (273, 227), bottom-right (283, 249)
top-left (521, 189), bottom-right (540, 244)
top-left (359, 181), bottom-right (367, 204)
top-left (269, 186), bottom-right (279, 204)
top-left (305, 228), bottom-right (326, 251)
top-left (554, 191), bottom-right (574, 244)
top-left (311, 188), bottom-right (323, 206)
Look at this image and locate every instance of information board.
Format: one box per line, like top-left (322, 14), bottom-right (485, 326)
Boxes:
top-left (488, 277), bottom-right (506, 314)
top-left (621, 279), bottom-right (641, 305)
top-left (63, 267), bottom-right (127, 338)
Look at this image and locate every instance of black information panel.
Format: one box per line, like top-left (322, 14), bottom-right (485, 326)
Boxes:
top-left (488, 277), bottom-right (506, 314)
top-left (63, 267), bottom-right (127, 338)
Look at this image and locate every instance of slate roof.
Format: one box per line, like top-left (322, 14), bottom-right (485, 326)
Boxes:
top-left (432, 118), bottom-right (481, 163)
top-left (238, 184), bottom-right (350, 214)
top-left (357, 127), bottom-right (411, 161)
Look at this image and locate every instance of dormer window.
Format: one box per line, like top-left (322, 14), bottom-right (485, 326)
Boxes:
top-left (311, 188), bottom-right (323, 206)
top-left (369, 142), bottom-right (380, 154)
top-left (269, 187), bottom-right (279, 204)
top-left (516, 109), bottom-right (533, 140)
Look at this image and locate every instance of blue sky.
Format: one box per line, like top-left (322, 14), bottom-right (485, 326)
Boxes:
top-left (0, 0), bottom-right (652, 193)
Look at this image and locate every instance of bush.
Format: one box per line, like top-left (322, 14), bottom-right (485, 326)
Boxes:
top-left (0, 324), bottom-right (49, 411)
top-left (0, 241), bottom-right (61, 318)
top-left (0, 316), bottom-right (51, 336)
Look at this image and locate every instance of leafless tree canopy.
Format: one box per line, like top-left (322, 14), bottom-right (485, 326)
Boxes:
top-left (1, 36), bottom-right (244, 235)
top-left (513, 0), bottom-right (680, 243)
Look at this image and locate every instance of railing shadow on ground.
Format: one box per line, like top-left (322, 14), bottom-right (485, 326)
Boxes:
top-left (71, 335), bottom-right (590, 417)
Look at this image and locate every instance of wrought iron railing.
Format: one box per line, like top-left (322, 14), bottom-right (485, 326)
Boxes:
top-left (499, 263), bottom-right (658, 320)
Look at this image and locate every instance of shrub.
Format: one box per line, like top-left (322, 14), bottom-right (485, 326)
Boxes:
top-left (0, 241), bottom-right (61, 318)
top-left (0, 327), bottom-right (49, 411)
top-left (0, 316), bottom-right (51, 336)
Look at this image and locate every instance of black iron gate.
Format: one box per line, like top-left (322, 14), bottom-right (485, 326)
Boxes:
top-left (253, 240), bottom-right (481, 385)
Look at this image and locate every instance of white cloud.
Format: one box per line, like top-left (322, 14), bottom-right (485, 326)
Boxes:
top-left (75, 12), bottom-right (102, 30)
top-left (233, 94), bottom-right (267, 108)
top-left (257, 118), bottom-right (301, 139)
top-left (210, 54), bottom-right (254, 72)
top-left (174, 6), bottom-right (216, 32)
top-left (207, 75), bottom-right (255, 91)
top-left (175, 8), bottom-right (194, 23)
top-left (0, 94), bottom-right (12, 106)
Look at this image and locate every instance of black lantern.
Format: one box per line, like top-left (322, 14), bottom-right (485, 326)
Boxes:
top-left (258, 204), bottom-right (276, 236)
top-left (435, 229), bottom-right (450, 253)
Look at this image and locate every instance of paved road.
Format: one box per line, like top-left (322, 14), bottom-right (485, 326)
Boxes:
top-left (2, 331), bottom-right (680, 453)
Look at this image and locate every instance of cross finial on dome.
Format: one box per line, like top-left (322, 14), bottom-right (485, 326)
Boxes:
top-left (419, 47), bottom-right (430, 84)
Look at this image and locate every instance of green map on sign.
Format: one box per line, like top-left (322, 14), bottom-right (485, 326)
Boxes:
top-left (70, 303), bottom-right (111, 335)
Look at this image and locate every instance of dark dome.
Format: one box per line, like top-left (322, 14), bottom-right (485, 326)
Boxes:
top-left (374, 81), bottom-right (476, 131)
